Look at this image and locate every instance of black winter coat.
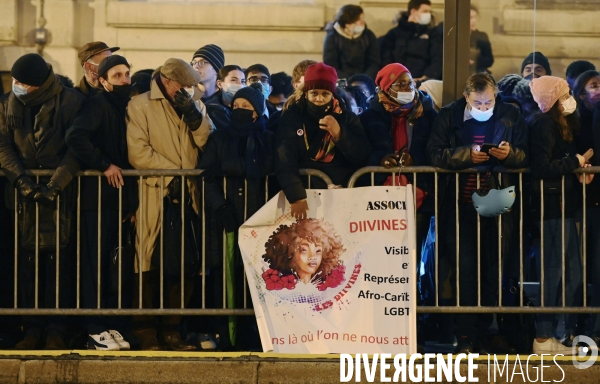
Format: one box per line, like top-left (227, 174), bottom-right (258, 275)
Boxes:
top-left (198, 122), bottom-right (274, 223)
top-left (470, 30), bottom-right (494, 74)
top-left (380, 14), bottom-right (443, 79)
top-left (205, 90), bottom-right (231, 131)
top-left (66, 90), bottom-right (138, 212)
top-left (360, 91), bottom-right (437, 210)
top-left (275, 101), bottom-right (372, 203)
top-left (575, 104), bottom-right (600, 206)
top-left (323, 25), bottom-right (380, 80)
top-left (427, 97), bottom-right (528, 225)
top-left (0, 81), bottom-right (85, 209)
top-left (529, 113), bottom-right (580, 219)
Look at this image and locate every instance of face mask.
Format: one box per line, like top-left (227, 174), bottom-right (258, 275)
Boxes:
top-left (12, 83), bottom-right (29, 97)
top-left (393, 90), bottom-right (415, 105)
top-left (586, 90), bottom-right (600, 106)
top-left (418, 12), bottom-right (431, 25)
top-left (224, 83), bottom-right (243, 98)
top-left (307, 99), bottom-right (333, 118)
top-left (353, 25), bottom-right (365, 35)
top-left (257, 82), bottom-right (271, 102)
top-left (231, 108), bottom-right (256, 124)
top-left (184, 86), bottom-right (195, 97)
top-left (561, 96), bottom-right (577, 116)
top-left (106, 82), bottom-right (133, 98)
top-left (469, 102), bottom-right (494, 122)
top-left (266, 100), bottom-right (284, 111)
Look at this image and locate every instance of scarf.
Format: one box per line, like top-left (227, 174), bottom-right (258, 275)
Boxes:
top-left (223, 116), bottom-right (268, 180)
top-left (391, 106), bottom-right (413, 152)
top-left (305, 98), bottom-right (343, 163)
top-left (7, 65), bottom-right (63, 133)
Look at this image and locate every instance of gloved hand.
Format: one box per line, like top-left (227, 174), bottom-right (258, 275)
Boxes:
top-left (216, 201), bottom-right (238, 233)
top-left (33, 180), bottom-right (62, 205)
top-left (174, 88), bottom-right (203, 131)
top-left (14, 176), bottom-right (40, 201)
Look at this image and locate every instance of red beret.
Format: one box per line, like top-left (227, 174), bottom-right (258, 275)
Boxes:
top-left (375, 63), bottom-right (411, 92)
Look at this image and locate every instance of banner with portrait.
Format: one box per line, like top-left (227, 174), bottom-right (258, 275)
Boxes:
top-left (239, 186), bottom-right (417, 354)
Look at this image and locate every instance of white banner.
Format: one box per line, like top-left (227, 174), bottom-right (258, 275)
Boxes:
top-left (239, 186), bottom-right (417, 354)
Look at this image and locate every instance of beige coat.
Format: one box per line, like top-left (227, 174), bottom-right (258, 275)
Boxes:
top-left (127, 80), bottom-right (213, 272)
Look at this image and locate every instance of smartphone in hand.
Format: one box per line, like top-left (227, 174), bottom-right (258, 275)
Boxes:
top-left (583, 148), bottom-right (594, 162)
top-left (479, 143), bottom-right (499, 154)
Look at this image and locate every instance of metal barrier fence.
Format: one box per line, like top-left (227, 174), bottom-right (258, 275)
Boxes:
top-left (3, 166), bottom-right (599, 316)
top-left (0, 168), bottom-right (332, 316)
top-left (348, 165), bottom-right (600, 314)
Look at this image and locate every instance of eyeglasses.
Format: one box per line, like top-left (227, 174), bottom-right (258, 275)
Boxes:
top-left (190, 60), bottom-right (210, 68)
top-left (389, 81), bottom-right (414, 91)
top-left (247, 76), bottom-right (270, 85)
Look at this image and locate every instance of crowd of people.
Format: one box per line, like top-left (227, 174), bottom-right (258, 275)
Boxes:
top-left (0, 0), bottom-right (599, 356)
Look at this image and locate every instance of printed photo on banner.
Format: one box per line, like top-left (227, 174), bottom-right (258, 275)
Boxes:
top-left (239, 186), bottom-right (417, 354)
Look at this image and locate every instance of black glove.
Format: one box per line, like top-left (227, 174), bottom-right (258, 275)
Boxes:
top-left (174, 88), bottom-right (203, 131)
top-left (216, 201), bottom-right (238, 233)
top-left (33, 180), bottom-right (62, 205)
top-left (14, 175), bottom-right (40, 201)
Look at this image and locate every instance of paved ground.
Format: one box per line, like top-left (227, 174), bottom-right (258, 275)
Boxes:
top-left (0, 351), bottom-right (598, 383)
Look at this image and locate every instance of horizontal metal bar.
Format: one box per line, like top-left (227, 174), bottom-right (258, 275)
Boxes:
top-left (416, 306), bottom-right (600, 314)
top-left (0, 309), bottom-right (255, 316)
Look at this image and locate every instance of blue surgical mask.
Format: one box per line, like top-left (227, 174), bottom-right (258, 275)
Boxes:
top-left (12, 83), bottom-right (29, 97)
top-left (257, 82), bottom-right (271, 101)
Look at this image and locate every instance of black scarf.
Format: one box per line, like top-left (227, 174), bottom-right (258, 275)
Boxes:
top-left (7, 65), bottom-right (63, 133)
top-left (222, 116), bottom-right (268, 180)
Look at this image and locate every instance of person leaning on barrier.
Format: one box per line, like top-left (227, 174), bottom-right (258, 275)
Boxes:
top-left (529, 76), bottom-right (591, 354)
top-left (360, 63), bottom-right (436, 313)
top-left (0, 53), bottom-right (85, 350)
top-left (275, 62), bottom-right (371, 219)
top-left (76, 41), bottom-right (119, 99)
top-left (66, 55), bottom-right (139, 351)
top-left (427, 72), bottom-right (528, 354)
top-left (574, 70), bottom-right (600, 347)
top-left (198, 84), bottom-right (274, 349)
top-left (126, 58), bottom-right (214, 351)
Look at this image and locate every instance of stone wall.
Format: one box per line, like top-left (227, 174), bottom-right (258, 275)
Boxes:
top-left (0, 0), bottom-right (598, 84)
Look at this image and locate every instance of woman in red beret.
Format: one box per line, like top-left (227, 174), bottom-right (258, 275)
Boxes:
top-left (275, 62), bottom-right (371, 219)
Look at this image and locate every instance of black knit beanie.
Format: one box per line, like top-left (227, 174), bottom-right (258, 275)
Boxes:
top-left (192, 44), bottom-right (225, 71)
top-left (521, 52), bottom-right (552, 76)
top-left (232, 84), bottom-right (265, 116)
top-left (11, 53), bottom-right (50, 86)
top-left (98, 55), bottom-right (130, 79)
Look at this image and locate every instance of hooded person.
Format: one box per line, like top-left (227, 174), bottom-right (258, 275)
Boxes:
top-left (66, 55), bottom-right (139, 351)
top-left (0, 53), bottom-right (86, 350)
top-left (275, 62), bottom-right (371, 219)
top-left (427, 72), bottom-right (527, 354)
top-left (198, 84), bottom-right (274, 348)
top-left (126, 57), bottom-right (214, 351)
top-left (204, 65), bottom-right (246, 130)
top-left (418, 79), bottom-right (443, 111)
top-left (528, 76), bottom-right (588, 354)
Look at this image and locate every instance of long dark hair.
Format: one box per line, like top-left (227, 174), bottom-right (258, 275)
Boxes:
top-left (218, 65), bottom-right (244, 81)
top-left (545, 100), bottom-right (580, 142)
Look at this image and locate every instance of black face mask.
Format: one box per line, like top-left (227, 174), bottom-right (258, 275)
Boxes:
top-left (306, 99), bottom-right (333, 119)
top-left (231, 108), bottom-right (256, 124)
top-left (108, 82), bottom-right (133, 100)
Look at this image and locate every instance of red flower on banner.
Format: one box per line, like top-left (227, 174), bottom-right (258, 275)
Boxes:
top-left (262, 268), bottom-right (297, 291)
top-left (316, 264), bottom-right (346, 291)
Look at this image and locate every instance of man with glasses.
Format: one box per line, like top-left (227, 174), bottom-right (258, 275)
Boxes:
top-left (245, 64), bottom-right (272, 120)
top-left (191, 44), bottom-right (225, 101)
top-left (427, 73), bottom-right (527, 354)
top-left (76, 41), bottom-right (119, 98)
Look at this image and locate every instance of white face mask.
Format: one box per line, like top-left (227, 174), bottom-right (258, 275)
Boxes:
top-left (353, 25), bottom-right (365, 35)
top-left (224, 83), bottom-right (244, 97)
top-left (392, 90), bottom-right (415, 105)
top-left (184, 86), bottom-right (195, 97)
top-left (12, 83), bottom-right (29, 97)
top-left (561, 96), bottom-right (577, 116)
top-left (469, 102), bottom-right (494, 122)
top-left (418, 12), bottom-right (432, 25)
